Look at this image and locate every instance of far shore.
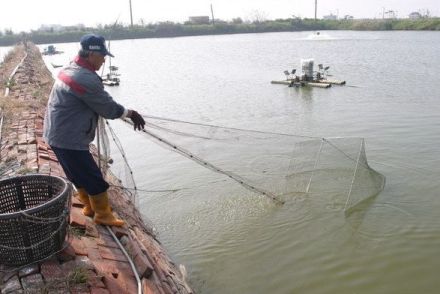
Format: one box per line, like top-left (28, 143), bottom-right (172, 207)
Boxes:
top-left (0, 18), bottom-right (439, 46)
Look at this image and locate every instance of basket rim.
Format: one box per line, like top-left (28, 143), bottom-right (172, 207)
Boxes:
top-left (0, 174), bottom-right (70, 220)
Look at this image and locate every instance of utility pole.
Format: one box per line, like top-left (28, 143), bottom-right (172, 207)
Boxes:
top-left (211, 4), bottom-right (215, 25)
top-left (129, 0), bottom-right (134, 27)
top-left (315, 0), bottom-right (317, 20)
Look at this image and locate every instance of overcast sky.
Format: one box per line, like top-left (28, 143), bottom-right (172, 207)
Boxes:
top-left (1, 0), bottom-right (438, 32)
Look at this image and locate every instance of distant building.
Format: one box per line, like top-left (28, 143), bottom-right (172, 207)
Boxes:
top-left (323, 14), bottom-right (337, 20)
top-left (344, 15), bottom-right (354, 20)
top-left (409, 12), bottom-right (422, 19)
top-left (38, 24), bottom-right (64, 32)
top-left (38, 24), bottom-right (85, 32)
top-left (188, 16), bottom-right (210, 25)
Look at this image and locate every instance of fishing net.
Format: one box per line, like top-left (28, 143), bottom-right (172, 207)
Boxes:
top-left (96, 117), bottom-right (140, 207)
top-left (104, 115), bottom-right (385, 212)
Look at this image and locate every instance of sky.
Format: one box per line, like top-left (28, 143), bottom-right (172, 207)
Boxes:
top-left (0, 0), bottom-right (438, 32)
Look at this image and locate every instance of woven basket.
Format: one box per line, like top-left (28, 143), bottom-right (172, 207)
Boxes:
top-left (0, 175), bottom-right (71, 266)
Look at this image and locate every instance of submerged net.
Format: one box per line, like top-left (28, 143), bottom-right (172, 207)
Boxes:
top-left (105, 115), bottom-right (385, 212)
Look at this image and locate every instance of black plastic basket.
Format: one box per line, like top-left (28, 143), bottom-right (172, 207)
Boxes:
top-left (0, 175), bottom-right (71, 267)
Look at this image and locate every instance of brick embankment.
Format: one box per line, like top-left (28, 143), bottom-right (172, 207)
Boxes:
top-left (0, 44), bottom-right (193, 294)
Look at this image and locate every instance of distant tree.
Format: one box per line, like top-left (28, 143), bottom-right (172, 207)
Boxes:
top-left (421, 9), bottom-right (431, 18)
top-left (232, 17), bottom-right (243, 24)
top-left (5, 29), bottom-right (13, 35)
top-left (249, 10), bottom-right (268, 24)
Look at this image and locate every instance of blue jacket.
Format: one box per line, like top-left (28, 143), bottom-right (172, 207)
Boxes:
top-left (43, 56), bottom-right (125, 150)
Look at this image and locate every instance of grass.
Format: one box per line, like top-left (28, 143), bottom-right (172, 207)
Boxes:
top-left (67, 267), bottom-right (89, 285)
top-left (68, 225), bottom-right (86, 238)
top-left (39, 266), bottom-right (89, 293)
top-left (16, 166), bottom-right (36, 174)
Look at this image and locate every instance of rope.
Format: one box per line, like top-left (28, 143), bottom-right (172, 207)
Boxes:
top-left (109, 184), bottom-right (180, 193)
top-left (344, 139), bottom-right (364, 211)
top-left (143, 114), bottom-right (373, 169)
top-left (113, 114), bottom-right (386, 209)
top-left (104, 120), bottom-right (139, 203)
top-left (143, 114), bottom-right (321, 139)
top-left (122, 118), bottom-right (285, 205)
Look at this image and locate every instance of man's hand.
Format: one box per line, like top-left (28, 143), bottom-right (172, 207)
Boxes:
top-left (128, 110), bottom-right (145, 131)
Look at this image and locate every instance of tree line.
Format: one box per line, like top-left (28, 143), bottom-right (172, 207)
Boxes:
top-left (0, 18), bottom-right (439, 46)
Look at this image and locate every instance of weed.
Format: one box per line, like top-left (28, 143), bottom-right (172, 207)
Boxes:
top-left (68, 225), bottom-right (86, 238)
top-left (67, 267), bottom-right (89, 288)
top-left (16, 166), bottom-right (34, 175)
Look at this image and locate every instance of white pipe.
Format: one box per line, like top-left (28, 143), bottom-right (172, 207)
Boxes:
top-left (4, 52), bottom-right (27, 97)
top-left (106, 226), bottom-right (142, 294)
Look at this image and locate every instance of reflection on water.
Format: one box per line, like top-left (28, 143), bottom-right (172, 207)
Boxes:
top-left (42, 31), bottom-right (440, 294)
top-left (0, 46), bottom-right (12, 63)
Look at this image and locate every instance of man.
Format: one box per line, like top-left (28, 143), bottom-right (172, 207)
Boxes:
top-left (43, 34), bottom-right (145, 227)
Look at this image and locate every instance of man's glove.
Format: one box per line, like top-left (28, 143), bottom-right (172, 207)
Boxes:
top-left (128, 110), bottom-right (145, 131)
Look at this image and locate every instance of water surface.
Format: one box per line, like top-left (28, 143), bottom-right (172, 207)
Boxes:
top-left (43, 31), bottom-right (440, 294)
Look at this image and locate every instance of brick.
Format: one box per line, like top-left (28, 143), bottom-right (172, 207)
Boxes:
top-left (87, 270), bottom-right (105, 288)
top-left (98, 246), bottom-right (127, 262)
top-left (90, 288), bottom-right (110, 294)
top-left (118, 272), bottom-right (138, 294)
top-left (57, 244), bottom-right (76, 262)
top-left (85, 219), bottom-right (100, 238)
top-left (47, 289), bottom-right (68, 294)
top-left (111, 226), bottom-right (128, 239)
top-left (126, 240), bottom-right (153, 278)
top-left (102, 273), bottom-right (126, 294)
top-left (3, 271), bottom-right (18, 283)
top-left (40, 259), bottom-right (65, 282)
top-left (71, 237), bottom-right (88, 256)
top-left (97, 234), bottom-right (120, 249)
top-left (61, 258), bottom-right (95, 277)
top-left (75, 256), bottom-right (96, 271)
top-left (40, 153), bottom-right (51, 160)
top-left (142, 278), bottom-right (160, 294)
top-left (87, 248), bottom-right (101, 261)
top-left (44, 280), bottom-right (67, 293)
top-left (70, 207), bottom-right (87, 228)
top-left (93, 260), bottom-right (131, 276)
top-left (72, 195), bottom-right (84, 207)
top-left (134, 253), bottom-right (154, 278)
top-left (125, 239), bottom-right (140, 258)
top-left (1, 275), bottom-right (22, 294)
top-left (96, 225), bottom-right (111, 236)
top-left (83, 237), bottom-right (98, 249)
top-left (20, 273), bottom-right (44, 292)
top-left (166, 275), bottom-right (179, 293)
top-left (69, 283), bottom-right (89, 294)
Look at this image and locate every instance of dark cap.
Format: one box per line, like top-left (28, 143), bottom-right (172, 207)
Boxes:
top-left (80, 34), bottom-right (114, 57)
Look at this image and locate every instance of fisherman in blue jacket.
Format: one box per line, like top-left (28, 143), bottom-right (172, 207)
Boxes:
top-left (43, 34), bottom-right (145, 227)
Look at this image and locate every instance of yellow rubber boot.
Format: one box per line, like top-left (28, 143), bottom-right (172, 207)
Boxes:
top-left (89, 191), bottom-right (125, 227)
top-left (76, 188), bottom-right (94, 217)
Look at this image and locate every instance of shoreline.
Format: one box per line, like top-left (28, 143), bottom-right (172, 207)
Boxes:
top-left (0, 18), bottom-right (439, 46)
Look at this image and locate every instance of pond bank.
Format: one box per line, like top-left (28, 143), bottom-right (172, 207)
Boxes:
top-left (0, 43), bottom-right (192, 294)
